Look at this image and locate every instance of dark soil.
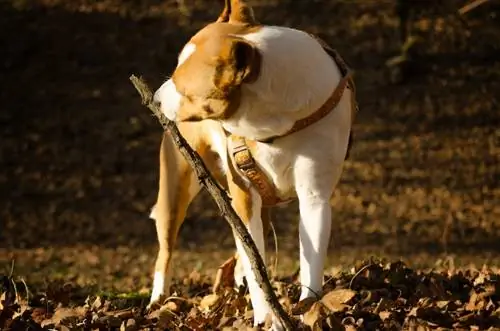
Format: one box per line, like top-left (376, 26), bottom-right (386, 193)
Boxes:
top-left (0, 0), bottom-right (499, 328)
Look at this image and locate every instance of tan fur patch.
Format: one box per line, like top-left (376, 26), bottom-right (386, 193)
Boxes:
top-left (229, 180), bottom-right (253, 224)
top-left (225, 140), bottom-right (254, 224)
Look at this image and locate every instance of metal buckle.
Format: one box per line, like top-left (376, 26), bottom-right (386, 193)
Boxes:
top-left (234, 150), bottom-right (255, 170)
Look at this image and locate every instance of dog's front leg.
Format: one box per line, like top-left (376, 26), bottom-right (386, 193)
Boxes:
top-left (226, 172), bottom-right (277, 329)
top-left (233, 206), bottom-right (272, 289)
top-left (297, 198), bottom-right (332, 301)
top-left (294, 152), bottom-right (346, 304)
top-left (148, 133), bottom-right (200, 308)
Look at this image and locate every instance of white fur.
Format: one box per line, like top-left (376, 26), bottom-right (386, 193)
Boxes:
top-left (150, 271), bottom-right (165, 304)
top-left (209, 124), bottom-right (229, 171)
top-left (153, 26), bottom-right (352, 330)
top-left (233, 256), bottom-right (246, 288)
top-left (178, 43), bottom-right (196, 67)
top-left (154, 79), bottom-right (181, 121)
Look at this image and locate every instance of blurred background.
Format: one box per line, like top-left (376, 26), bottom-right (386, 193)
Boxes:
top-left (0, 0), bottom-right (499, 292)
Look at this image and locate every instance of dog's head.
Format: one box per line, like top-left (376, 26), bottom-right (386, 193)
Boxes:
top-left (154, 0), bottom-right (262, 122)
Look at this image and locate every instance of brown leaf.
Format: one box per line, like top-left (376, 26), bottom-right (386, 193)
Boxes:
top-left (30, 307), bottom-right (49, 324)
top-left (279, 296), bottom-right (293, 311)
top-left (147, 304), bottom-right (176, 323)
top-left (324, 302), bottom-right (349, 313)
top-left (435, 300), bottom-right (451, 309)
top-left (162, 300), bottom-right (180, 313)
top-left (91, 296), bottom-right (103, 310)
top-left (303, 301), bottom-right (327, 331)
top-left (379, 311), bottom-right (392, 321)
top-left (473, 273), bottom-right (487, 286)
top-left (40, 306), bottom-right (86, 328)
top-left (291, 297), bottom-right (317, 315)
top-left (189, 270), bottom-right (202, 284)
top-left (185, 313), bottom-right (210, 331)
top-left (408, 307), bottom-right (420, 317)
top-left (478, 284), bottom-right (497, 300)
top-left (158, 308), bottom-right (178, 329)
top-left (466, 291), bottom-right (481, 311)
top-left (230, 296), bottom-right (248, 314)
top-left (217, 316), bottom-right (237, 329)
top-left (120, 318), bottom-right (138, 331)
top-left (229, 318), bottom-right (253, 330)
top-left (199, 293), bottom-right (220, 312)
top-left (0, 292), bottom-right (5, 310)
top-left (213, 256), bottom-right (237, 293)
top-left (325, 314), bottom-right (345, 330)
top-left (112, 308), bottom-right (135, 319)
top-left (244, 309), bottom-right (254, 320)
top-left (374, 298), bottom-right (395, 314)
top-left (96, 315), bottom-right (122, 328)
top-left (321, 289), bottom-right (357, 312)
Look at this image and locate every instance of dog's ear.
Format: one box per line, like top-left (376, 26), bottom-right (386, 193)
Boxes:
top-left (216, 0), bottom-right (231, 22)
top-left (213, 37), bottom-right (261, 93)
top-left (216, 0), bottom-right (257, 25)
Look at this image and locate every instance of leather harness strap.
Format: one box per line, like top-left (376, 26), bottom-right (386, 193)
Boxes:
top-left (229, 135), bottom-right (284, 206)
top-left (228, 41), bottom-right (358, 207)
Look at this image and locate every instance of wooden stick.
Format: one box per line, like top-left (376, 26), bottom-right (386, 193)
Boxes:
top-left (129, 75), bottom-right (295, 331)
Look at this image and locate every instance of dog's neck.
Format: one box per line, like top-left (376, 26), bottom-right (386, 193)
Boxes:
top-left (220, 26), bottom-right (342, 141)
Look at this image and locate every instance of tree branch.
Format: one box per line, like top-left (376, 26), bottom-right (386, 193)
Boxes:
top-left (129, 75), bottom-right (295, 330)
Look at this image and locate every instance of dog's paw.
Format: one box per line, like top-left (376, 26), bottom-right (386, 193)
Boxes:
top-left (146, 292), bottom-right (170, 312)
top-left (147, 271), bottom-right (170, 311)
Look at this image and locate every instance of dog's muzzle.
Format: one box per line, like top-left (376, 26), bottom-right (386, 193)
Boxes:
top-left (153, 89), bottom-right (162, 108)
top-left (152, 80), bottom-right (181, 121)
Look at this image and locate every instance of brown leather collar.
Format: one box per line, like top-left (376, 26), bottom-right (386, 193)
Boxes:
top-left (228, 41), bottom-right (357, 206)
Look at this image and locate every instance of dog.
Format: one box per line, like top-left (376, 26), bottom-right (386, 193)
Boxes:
top-left (149, 0), bottom-right (357, 329)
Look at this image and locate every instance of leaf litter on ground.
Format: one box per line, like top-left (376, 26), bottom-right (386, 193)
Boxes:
top-left (3, 259), bottom-right (500, 330)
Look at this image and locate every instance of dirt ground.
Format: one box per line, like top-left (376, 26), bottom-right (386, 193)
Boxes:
top-left (1, 0), bottom-right (499, 309)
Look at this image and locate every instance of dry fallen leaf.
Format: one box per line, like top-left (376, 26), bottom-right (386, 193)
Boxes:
top-left (213, 256), bottom-right (237, 293)
top-left (40, 306), bottom-right (86, 328)
top-left (321, 288), bottom-right (357, 312)
top-left (379, 310), bottom-right (392, 321)
top-left (199, 293), bottom-right (221, 312)
top-left (120, 318), bottom-right (138, 331)
top-left (4, 258), bottom-right (500, 330)
top-left (291, 297), bottom-right (317, 315)
top-left (303, 301), bottom-right (327, 331)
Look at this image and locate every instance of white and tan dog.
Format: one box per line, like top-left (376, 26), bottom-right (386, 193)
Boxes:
top-left (149, 0), bottom-right (357, 329)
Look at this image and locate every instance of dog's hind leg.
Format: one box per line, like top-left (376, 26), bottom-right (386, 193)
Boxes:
top-left (148, 125), bottom-right (209, 308)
